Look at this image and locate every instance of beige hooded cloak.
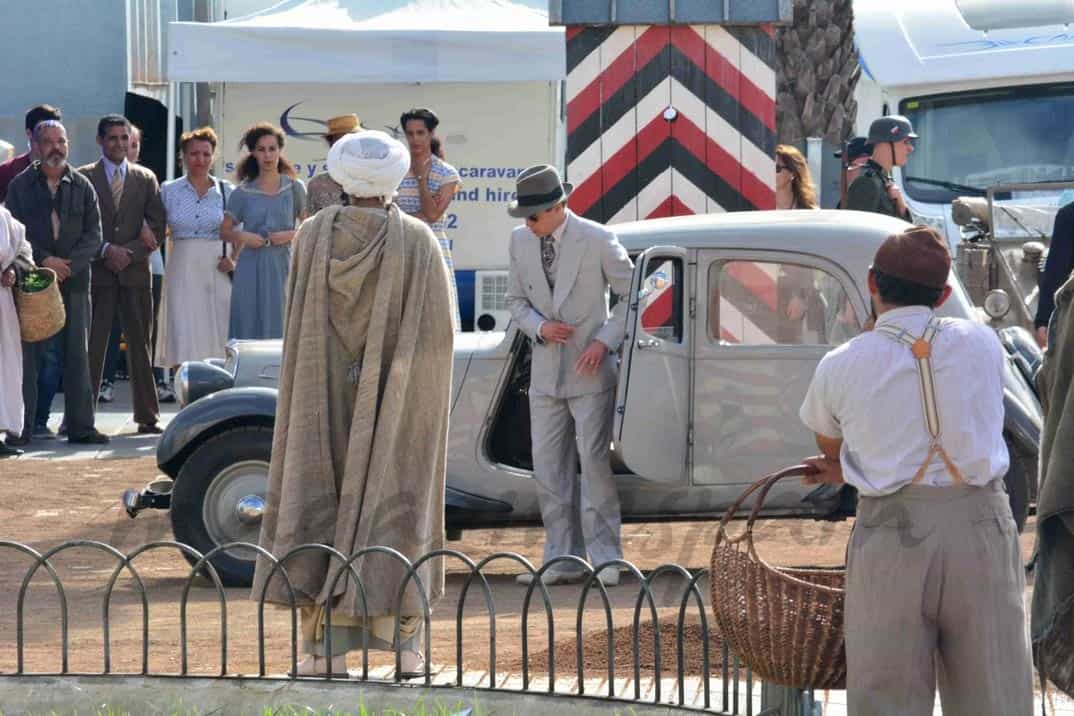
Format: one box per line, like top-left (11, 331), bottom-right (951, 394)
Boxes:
top-left (251, 203), bottom-right (454, 623)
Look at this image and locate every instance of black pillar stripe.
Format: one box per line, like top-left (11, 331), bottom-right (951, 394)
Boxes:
top-left (567, 111), bottom-right (602, 165)
top-left (668, 44), bottom-right (775, 156)
top-left (567, 26), bottom-right (618, 74)
top-left (726, 26), bottom-right (776, 69)
top-left (598, 135), bottom-right (755, 221)
top-left (599, 137), bottom-right (673, 221)
top-left (671, 139), bottom-right (753, 212)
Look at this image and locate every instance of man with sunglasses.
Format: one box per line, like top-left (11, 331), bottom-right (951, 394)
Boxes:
top-left (846, 115), bottom-right (917, 220)
top-left (505, 164), bottom-right (634, 587)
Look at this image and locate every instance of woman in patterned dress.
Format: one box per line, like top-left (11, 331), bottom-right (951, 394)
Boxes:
top-left (395, 108), bottom-right (462, 330)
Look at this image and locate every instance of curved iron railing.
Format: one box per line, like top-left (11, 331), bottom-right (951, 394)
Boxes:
top-left (0, 539), bottom-right (812, 715)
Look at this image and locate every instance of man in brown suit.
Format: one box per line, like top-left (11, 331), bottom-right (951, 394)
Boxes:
top-left (80, 115), bottom-right (165, 433)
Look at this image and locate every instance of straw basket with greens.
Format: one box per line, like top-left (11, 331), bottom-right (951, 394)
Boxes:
top-left (15, 267), bottom-right (65, 343)
top-left (710, 465), bottom-right (847, 689)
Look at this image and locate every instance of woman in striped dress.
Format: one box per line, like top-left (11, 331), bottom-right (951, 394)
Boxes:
top-left (396, 108), bottom-right (461, 331)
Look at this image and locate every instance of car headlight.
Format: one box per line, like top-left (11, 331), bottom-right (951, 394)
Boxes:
top-left (984, 289), bottom-right (1011, 320)
top-left (176, 361), bottom-right (235, 407)
top-left (175, 363), bottom-right (190, 407)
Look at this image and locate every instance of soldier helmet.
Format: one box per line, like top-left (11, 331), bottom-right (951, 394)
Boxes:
top-left (867, 115), bottom-right (918, 143)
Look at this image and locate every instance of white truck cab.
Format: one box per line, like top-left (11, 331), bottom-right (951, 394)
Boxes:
top-left (853, 0), bottom-right (1074, 249)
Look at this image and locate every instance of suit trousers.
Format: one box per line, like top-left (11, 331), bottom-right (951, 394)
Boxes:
top-left (845, 480), bottom-right (1033, 716)
top-left (529, 388), bottom-right (622, 568)
top-left (22, 289), bottom-right (96, 439)
top-left (88, 282), bottom-right (159, 426)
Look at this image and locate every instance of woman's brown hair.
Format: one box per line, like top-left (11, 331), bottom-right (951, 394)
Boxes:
top-left (776, 144), bottom-right (818, 209)
top-left (179, 126), bottom-right (218, 153)
top-left (236, 123), bottom-right (295, 182)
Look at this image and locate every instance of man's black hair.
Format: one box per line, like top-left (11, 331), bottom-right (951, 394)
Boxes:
top-left (873, 268), bottom-right (943, 308)
top-left (97, 114), bottom-right (130, 138)
top-left (25, 104), bottom-right (61, 132)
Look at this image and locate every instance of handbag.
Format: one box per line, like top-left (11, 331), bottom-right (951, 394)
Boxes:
top-left (217, 178), bottom-right (233, 282)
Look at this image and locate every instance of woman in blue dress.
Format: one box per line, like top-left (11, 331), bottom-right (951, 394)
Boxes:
top-left (221, 123), bottom-right (307, 339)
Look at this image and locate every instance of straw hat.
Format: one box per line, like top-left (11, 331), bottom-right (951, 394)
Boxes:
top-left (325, 114), bottom-right (362, 139)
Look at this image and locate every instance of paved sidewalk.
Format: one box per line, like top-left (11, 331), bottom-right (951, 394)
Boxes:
top-left (10, 379), bottom-right (180, 460)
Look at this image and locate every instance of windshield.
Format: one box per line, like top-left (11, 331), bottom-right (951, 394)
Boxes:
top-left (900, 83), bottom-right (1074, 203)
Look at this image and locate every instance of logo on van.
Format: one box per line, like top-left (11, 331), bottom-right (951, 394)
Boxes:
top-left (279, 102), bottom-right (329, 142)
top-left (280, 102), bottom-right (405, 142)
top-left (939, 32), bottom-right (1074, 52)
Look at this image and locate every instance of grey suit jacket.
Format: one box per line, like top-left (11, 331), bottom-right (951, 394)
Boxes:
top-left (506, 211), bottom-right (634, 398)
top-left (80, 159), bottom-right (165, 289)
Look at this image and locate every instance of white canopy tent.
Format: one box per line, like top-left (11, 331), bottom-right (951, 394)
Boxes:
top-left (167, 0), bottom-right (566, 83)
top-left (162, 0), bottom-right (566, 329)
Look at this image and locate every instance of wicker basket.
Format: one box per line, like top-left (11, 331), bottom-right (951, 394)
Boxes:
top-left (15, 267), bottom-right (65, 343)
top-left (710, 466), bottom-right (847, 689)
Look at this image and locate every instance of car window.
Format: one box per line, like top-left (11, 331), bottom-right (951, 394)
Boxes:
top-left (709, 260), bottom-right (860, 346)
top-left (639, 256), bottom-right (684, 343)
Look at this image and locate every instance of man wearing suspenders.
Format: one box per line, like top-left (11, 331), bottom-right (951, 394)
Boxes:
top-left (799, 226), bottom-right (1033, 714)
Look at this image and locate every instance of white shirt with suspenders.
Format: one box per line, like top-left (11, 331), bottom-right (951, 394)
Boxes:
top-left (799, 305), bottom-right (1009, 496)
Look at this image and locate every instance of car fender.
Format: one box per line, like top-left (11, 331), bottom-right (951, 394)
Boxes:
top-left (1003, 388), bottom-right (1040, 458)
top-left (157, 387), bottom-right (277, 476)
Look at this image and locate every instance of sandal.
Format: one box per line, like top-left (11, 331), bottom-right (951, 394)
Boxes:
top-left (291, 653), bottom-right (349, 677)
top-left (397, 649), bottom-right (426, 679)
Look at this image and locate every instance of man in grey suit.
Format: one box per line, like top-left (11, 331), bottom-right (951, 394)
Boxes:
top-left (505, 165), bottom-right (634, 587)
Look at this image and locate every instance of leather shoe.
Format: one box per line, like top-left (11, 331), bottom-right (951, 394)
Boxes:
top-left (0, 441), bottom-right (23, 458)
top-left (6, 433), bottom-right (31, 447)
top-left (137, 423), bottom-right (163, 435)
top-left (68, 430), bottom-right (110, 445)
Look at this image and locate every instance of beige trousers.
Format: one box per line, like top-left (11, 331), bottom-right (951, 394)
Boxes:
top-left (845, 480), bottom-right (1033, 716)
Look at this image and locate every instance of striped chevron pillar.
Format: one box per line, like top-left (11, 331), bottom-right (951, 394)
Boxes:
top-left (565, 24), bottom-right (776, 224)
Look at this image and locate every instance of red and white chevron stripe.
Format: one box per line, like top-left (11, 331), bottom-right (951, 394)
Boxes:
top-left (565, 23), bottom-right (776, 224)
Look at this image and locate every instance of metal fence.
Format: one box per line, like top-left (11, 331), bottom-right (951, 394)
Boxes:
top-left (0, 539), bottom-right (817, 715)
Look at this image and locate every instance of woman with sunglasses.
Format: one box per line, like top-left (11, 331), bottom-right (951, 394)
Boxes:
top-left (775, 145), bottom-right (819, 211)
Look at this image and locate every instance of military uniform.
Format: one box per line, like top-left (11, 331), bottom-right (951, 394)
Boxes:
top-left (845, 159), bottom-right (907, 218)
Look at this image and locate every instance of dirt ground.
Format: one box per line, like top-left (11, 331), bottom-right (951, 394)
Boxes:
top-left (0, 457), bottom-right (1037, 681)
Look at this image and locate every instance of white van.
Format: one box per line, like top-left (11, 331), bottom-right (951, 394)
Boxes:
top-left (853, 0), bottom-right (1074, 248)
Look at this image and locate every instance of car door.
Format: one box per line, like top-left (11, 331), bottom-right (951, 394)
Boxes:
top-left (613, 246), bottom-right (692, 482)
top-left (692, 249), bottom-right (866, 495)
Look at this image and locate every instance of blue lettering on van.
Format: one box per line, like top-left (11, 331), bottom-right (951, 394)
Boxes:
top-left (939, 33), bottom-right (1074, 51)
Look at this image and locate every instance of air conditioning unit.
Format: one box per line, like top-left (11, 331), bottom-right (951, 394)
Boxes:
top-left (474, 270), bottom-right (511, 332)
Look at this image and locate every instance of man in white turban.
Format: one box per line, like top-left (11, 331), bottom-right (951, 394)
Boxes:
top-left (1, 206), bottom-right (34, 456)
top-left (251, 130), bottom-right (454, 678)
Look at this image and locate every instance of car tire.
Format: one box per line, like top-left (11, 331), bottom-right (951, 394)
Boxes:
top-left (170, 426), bottom-right (272, 587)
top-left (1003, 434), bottom-right (1031, 534)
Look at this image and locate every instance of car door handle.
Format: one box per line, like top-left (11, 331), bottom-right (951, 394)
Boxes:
top-left (636, 338), bottom-right (660, 349)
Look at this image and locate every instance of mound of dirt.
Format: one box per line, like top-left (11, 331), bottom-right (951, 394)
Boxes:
top-left (499, 617), bottom-right (730, 678)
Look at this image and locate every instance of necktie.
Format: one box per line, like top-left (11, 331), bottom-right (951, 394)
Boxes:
top-left (110, 167), bottom-right (124, 209)
top-left (540, 235), bottom-right (556, 288)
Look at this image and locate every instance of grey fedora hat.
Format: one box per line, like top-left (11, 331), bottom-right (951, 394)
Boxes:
top-left (507, 164), bottom-right (574, 218)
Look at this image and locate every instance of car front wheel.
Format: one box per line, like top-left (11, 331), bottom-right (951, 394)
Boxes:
top-left (170, 426), bottom-right (272, 587)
